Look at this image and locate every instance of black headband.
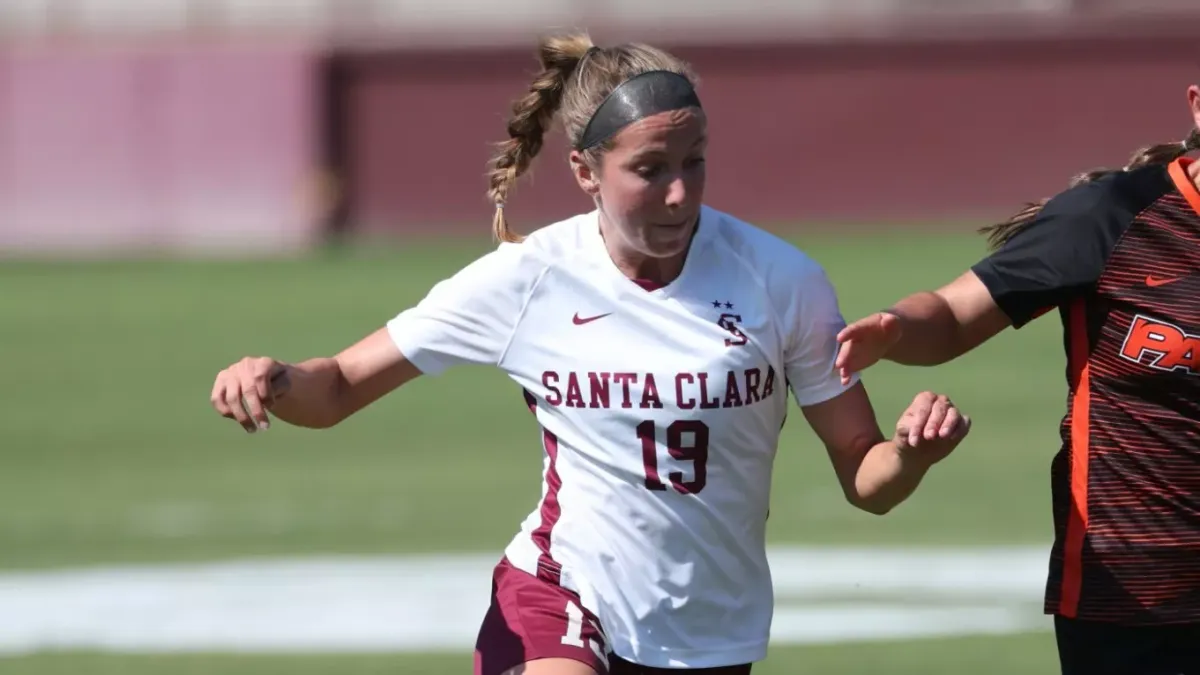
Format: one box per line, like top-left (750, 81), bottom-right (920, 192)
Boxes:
top-left (574, 70), bottom-right (702, 151)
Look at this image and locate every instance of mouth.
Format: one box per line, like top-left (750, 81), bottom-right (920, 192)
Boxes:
top-left (652, 216), bottom-right (695, 230)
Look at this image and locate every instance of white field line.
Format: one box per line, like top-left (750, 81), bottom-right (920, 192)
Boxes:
top-left (0, 546), bottom-right (1052, 655)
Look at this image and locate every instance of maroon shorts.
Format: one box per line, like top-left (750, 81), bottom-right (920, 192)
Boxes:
top-left (474, 557), bottom-right (753, 675)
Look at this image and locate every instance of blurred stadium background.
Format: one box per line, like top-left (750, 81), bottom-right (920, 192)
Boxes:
top-left (3, 1), bottom-right (1199, 673)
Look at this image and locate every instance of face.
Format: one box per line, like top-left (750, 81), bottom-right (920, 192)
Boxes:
top-left (570, 108), bottom-right (707, 260)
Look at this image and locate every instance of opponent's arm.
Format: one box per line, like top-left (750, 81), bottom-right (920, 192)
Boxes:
top-left (878, 271), bottom-right (1012, 366)
top-left (836, 189), bottom-right (1121, 381)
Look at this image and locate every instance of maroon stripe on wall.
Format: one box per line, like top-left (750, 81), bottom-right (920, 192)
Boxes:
top-left (326, 27), bottom-right (1200, 236)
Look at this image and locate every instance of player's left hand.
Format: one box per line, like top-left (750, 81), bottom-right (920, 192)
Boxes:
top-left (892, 391), bottom-right (971, 465)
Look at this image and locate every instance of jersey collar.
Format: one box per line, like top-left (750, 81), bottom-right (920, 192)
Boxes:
top-left (585, 205), bottom-right (717, 298)
top-left (1168, 157), bottom-right (1200, 219)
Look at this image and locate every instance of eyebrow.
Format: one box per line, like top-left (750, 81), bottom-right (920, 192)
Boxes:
top-left (628, 136), bottom-right (708, 162)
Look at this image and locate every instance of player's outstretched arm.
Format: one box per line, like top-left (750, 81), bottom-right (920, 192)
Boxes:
top-left (210, 327), bottom-right (421, 432)
top-left (833, 271), bottom-right (1011, 383)
top-left (802, 385), bottom-right (971, 515)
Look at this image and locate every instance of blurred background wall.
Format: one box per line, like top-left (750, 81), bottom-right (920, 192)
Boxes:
top-left (2, 0), bottom-right (1199, 254)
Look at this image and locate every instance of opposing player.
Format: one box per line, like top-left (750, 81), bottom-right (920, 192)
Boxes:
top-left (834, 86), bottom-right (1200, 674)
top-left (210, 33), bottom-right (972, 675)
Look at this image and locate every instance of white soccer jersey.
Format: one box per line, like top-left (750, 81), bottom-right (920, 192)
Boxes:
top-left (387, 205), bottom-right (859, 668)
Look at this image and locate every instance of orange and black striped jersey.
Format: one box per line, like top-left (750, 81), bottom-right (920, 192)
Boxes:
top-left (973, 157), bottom-right (1200, 625)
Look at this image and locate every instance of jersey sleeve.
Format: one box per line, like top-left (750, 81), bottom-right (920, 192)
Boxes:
top-left (970, 187), bottom-right (1123, 329)
top-left (386, 242), bottom-right (546, 375)
top-left (783, 265), bottom-right (859, 407)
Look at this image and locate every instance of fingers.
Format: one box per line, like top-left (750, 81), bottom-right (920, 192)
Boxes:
top-left (210, 357), bottom-right (278, 433)
top-left (877, 311), bottom-right (900, 337)
top-left (240, 383), bottom-right (270, 432)
top-left (935, 406), bottom-right (959, 438)
top-left (835, 319), bottom-right (870, 345)
top-left (242, 360), bottom-right (274, 431)
top-left (251, 360), bottom-right (272, 404)
top-left (899, 391), bottom-right (936, 446)
top-left (948, 412), bottom-right (972, 441)
top-left (923, 395), bottom-right (952, 440)
top-left (928, 395), bottom-right (971, 441)
top-left (223, 379), bottom-right (257, 432)
top-left (837, 312), bottom-right (901, 344)
top-left (835, 346), bottom-right (857, 385)
top-left (834, 338), bottom-right (873, 385)
top-left (834, 312), bottom-right (903, 382)
top-left (210, 378), bottom-right (233, 419)
top-left (895, 391), bottom-right (972, 464)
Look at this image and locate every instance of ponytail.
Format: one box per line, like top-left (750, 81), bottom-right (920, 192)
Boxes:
top-left (485, 33), bottom-right (594, 243)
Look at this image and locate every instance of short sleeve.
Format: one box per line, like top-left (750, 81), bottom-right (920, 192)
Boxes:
top-left (784, 266), bottom-right (859, 407)
top-left (970, 187), bottom-right (1124, 329)
top-left (386, 242), bottom-right (546, 375)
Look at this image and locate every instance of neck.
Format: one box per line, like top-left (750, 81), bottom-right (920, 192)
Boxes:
top-left (612, 251), bottom-right (687, 285)
top-left (1189, 154), bottom-right (1200, 191)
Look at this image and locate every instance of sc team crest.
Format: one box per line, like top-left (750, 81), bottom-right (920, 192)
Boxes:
top-left (711, 300), bottom-right (747, 347)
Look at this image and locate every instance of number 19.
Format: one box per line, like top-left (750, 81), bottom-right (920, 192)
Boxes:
top-left (637, 419), bottom-right (710, 494)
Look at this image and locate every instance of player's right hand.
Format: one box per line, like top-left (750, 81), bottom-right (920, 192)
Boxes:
top-left (834, 311), bottom-right (902, 385)
top-left (892, 390), bottom-right (971, 466)
top-left (210, 357), bottom-right (291, 433)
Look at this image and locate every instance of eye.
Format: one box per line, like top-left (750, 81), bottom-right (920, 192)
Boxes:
top-left (685, 157), bottom-right (706, 169)
top-left (635, 163), bottom-right (665, 180)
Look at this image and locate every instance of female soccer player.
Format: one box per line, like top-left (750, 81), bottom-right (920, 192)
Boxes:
top-left (834, 86), bottom-right (1200, 675)
top-left (210, 33), bottom-right (972, 675)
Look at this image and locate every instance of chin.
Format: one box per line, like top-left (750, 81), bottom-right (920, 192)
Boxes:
top-left (643, 237), bottom-right (691, 255)
top-left (640, 234), bottom-right (691, 258)
top-left (641, 220), bottom-right (697, 256)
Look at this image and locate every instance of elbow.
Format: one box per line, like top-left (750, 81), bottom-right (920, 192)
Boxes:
top-left (846, 493), bottom-right (896, 516)
top-left (859, 502), bottom-right (895, 517)
top-left (840, 478), bottom-right (897, 515)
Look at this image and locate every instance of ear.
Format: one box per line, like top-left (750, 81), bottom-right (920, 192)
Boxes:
top-left (570, 150), bottom-right (601, 197)
top-left (1189, 85), bottom-right (1200, 129)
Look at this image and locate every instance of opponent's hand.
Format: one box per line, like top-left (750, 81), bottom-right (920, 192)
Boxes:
top-left (892, 391), bottom-right (971, 466)
top-left (834, 311), bottom-right (903, 385)
top-left (210, 357), bottom-right (292, 433)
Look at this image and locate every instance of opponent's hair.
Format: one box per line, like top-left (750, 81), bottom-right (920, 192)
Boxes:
top-left (980, 128), bottom-right (1200, 251)
top-left (485, 32), bottom-right (697, 243)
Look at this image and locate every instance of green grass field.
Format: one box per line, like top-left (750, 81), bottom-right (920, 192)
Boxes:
top-left (0, 231), bottom-right (1071, 673)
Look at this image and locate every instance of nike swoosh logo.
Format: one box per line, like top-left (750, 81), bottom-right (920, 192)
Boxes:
top-left (1146, 275), bottom-right (1183, 287)
top-left (572, 312), bottom-right (612, 325)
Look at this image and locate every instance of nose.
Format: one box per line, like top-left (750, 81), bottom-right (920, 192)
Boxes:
top-left (665, 175), bottom-right (687, 209)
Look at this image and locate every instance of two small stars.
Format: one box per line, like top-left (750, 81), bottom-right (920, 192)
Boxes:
top-left (711, 300), bottom-right (734, 309)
